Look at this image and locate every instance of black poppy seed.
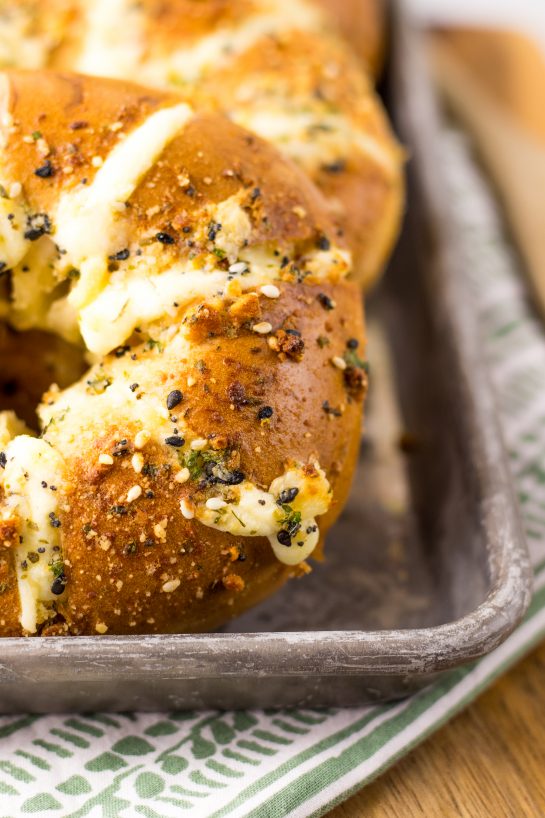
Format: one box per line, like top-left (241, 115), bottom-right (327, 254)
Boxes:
top-left (285, 329), bottom-right (301, 337)
top-left (109, 248), bottom-right (130, 261)
top-left (48, 512), bottom-right (61, 528)
top-left (185, 185), bottom-right (196, 197)
top-left (166, 389), bottom-right (183, 410)
top-left (37, 547), bottom-right (46, 554)
top-left (207, 221), bottom-right (222, 241)
top-left (165, 435), bottom-right (185, 448)
top-left (34, 160), bottom-right (55, 178)
top-left (24, 213), bottom-right (52, 241)
top-left (111, 505), bottom-right (128, 515)
top-left (50, 485), bottom-right (57, 491)
top-left (258, 499), bottom-right (266, 506)
top-left (278, 487), bottom-right (299, 505)
top-left (27, 552), bottom-right (39, 564)
top-left (322, 159), bottom-right (346, 174)
top-left (317, 293), bottom-right (335, 310)
top-left (41, 481), bottom-right (47, 489)
top-left (258, 406), bottom-right (273, 420)
top-left (0, 452), bottom-right (5, 469)
top-left (277, 530), bottom-right (292, 547)
top-left (51, 575), bottom-right (66, 595)
top-left (182, 226), bottom-right (192, 234)
top-left (347, 338), bottom-right (359, 349)
top-left (317, 235), bottom-right (331, 251)
top-left (280, 256), bottom-right (289, 269)
top-left (155, 232), bottom-right (175, 245)
top-left (251, 187), bottom-right (261, 201)
top-left (129, 383), bottom-right (139, 392)
top-left (114, 345), bottom-right (130, 358)
top-left (145, 491), bottom-right (155, 499)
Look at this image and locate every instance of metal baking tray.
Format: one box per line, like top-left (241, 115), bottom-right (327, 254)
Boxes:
top-left (0, 5), bottom-right (532, 712)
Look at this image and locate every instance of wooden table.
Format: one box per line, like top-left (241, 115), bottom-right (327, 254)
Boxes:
top-left (328, 642), bottom-right (545, 817)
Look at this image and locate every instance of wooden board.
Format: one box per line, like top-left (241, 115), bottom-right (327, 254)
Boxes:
top-left (326, 642), bottom-right (545, 816)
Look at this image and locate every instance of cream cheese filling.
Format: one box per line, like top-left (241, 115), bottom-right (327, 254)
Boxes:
top-left (196, 465), bottom-right (331, 565)
top-left (54, 102), bottom-right (194, 310)
top-left (0, 433), bottom-right (67, 634)
top-left (78, 241), bottom-right (349, 356)
top-left (75, 0), bottom-right (324, 85)
top-left (232, 107), bottom-right (399, 177)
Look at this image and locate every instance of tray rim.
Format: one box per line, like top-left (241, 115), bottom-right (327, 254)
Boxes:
top-left (0, 4), bottom-right (533, 687)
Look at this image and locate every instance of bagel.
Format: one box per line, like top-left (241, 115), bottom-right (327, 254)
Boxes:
top-left (0, 71), bottom-right (367, 636)
top-left (0, 0), bottom-right (403, 289)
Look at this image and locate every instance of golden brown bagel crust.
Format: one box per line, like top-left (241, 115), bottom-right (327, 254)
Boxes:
top-left (0, 71), bottom-right (367, 636)
top-left (316, 0), bottom-right (386, 76)
top-left (54, 281), bottom-right (365, 636)
top-left (0, 0), bottom-right (403, 289)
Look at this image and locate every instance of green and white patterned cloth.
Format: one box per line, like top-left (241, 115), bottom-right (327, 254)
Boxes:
top-left (1, 129), bottom-right (545, 818)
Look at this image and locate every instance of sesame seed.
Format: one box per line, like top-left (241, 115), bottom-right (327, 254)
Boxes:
top-left (206, 497), bottom-right (227, 511)
top-left (91, 156), bottom-right (103, 168)
top-left (126, 485), bottom-right (142, 503)
top-left (229, 261), bottom-right (249, 274)
top-left (190, 438), bottom-right (208, 451)
top-left (260, 284), bottom-right (280, 299)
top-left (131, 453), bottom-right (144, 474)
top-left (162, 579), bottom-right (181, 593)
top-left (332, 356), bottom-right (347, 370)
top-left (187, 375), bottom-right (196, 387)
top-left (252, 322), bottom-right (273, 335)
top-left (134, 430), bottom-right (150, 450)
top-left (9, 182), bottom-right (21, 198)
top-left (95, 622), bottom-right (108, 634)
top-left (98, 454), bottom-right (114, 466)
top-left (174, 468), bottom-right (190, 483)
top-left (180, 499), bottom-right (195, 520)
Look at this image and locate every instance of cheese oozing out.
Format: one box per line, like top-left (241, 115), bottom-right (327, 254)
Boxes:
top-left (0, 432), bottom-right (67, 634)
top-left (196, 464), bottom-right (331, 565)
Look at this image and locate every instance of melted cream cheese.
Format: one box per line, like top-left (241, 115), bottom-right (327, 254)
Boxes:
top-left (0, 5), bottom-right (54, 69)
top-left (233, 107), bottom-right (398, 177)
top-left (76, 0), bottom-right (144, 79)
top-left (0, 411), bottom-right (31, 447)
top-left (75, 0), bottom-right (324, 85)
top-left (196, 464), bottom-right (331, 565)
top-left (55, 102), bottom-right (193, 310)
top-left (0, 435), bottom-right (67, 633)
top-left (0, 194), bottom-right (30, 270)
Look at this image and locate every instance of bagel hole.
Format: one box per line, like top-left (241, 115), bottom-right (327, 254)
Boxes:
top-left (0, 322), bottom-right (86, 430)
